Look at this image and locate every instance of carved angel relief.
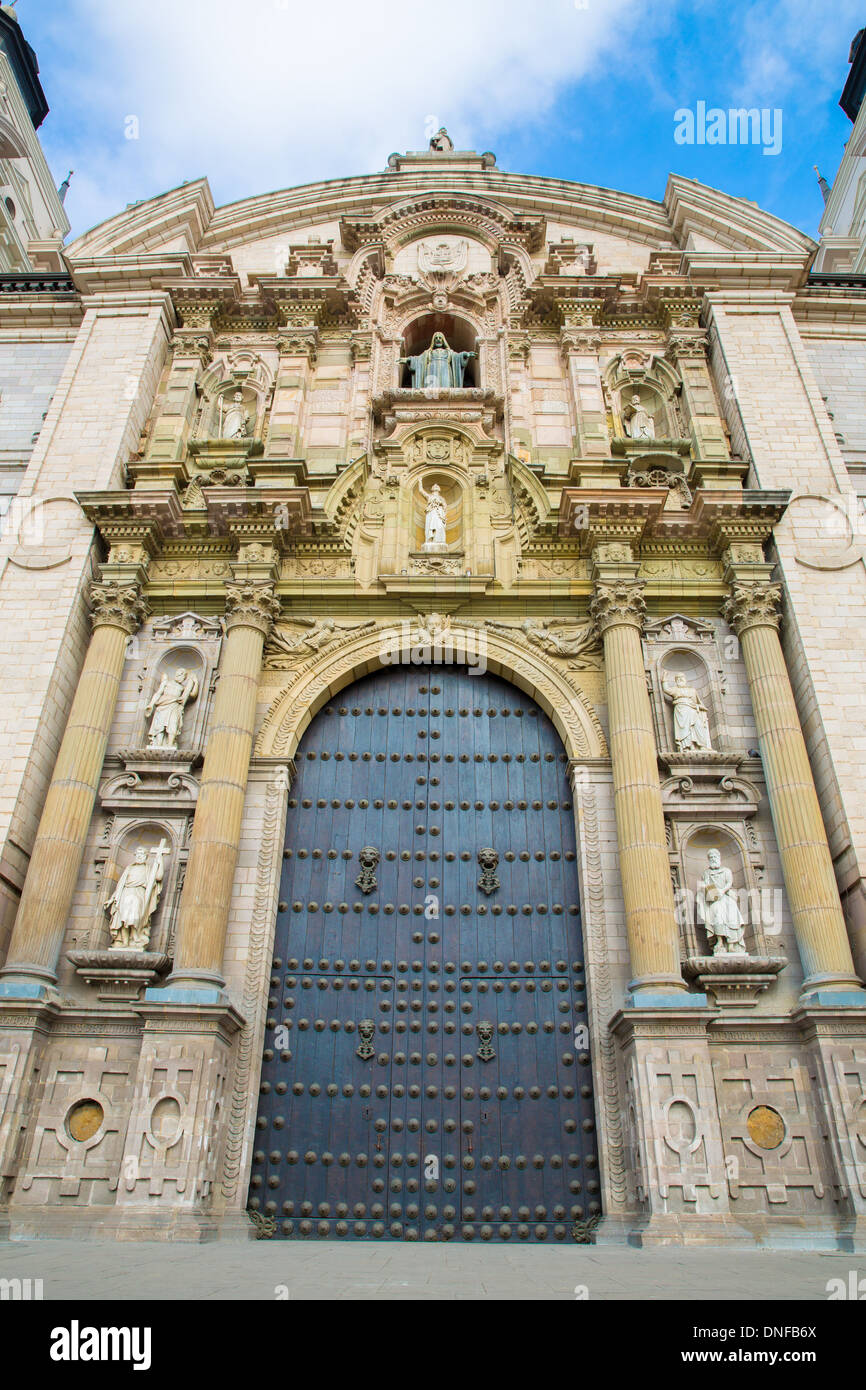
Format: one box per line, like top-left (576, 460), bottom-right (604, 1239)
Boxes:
top-left (486, 617), bottom-right (603, 670)
top-left (264, 617), bottom-right (376, 667)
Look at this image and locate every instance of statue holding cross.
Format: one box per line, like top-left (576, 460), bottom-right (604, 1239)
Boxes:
top-left (105, 839), bottom-right (169, 951)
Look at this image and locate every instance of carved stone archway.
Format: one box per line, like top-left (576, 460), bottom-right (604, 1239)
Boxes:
top-left (217, 624), bottom-right (630, 1237)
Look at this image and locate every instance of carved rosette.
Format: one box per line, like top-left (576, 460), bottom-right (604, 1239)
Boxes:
top-left (722, 582), bottom-right (782, 636)
top-left (589, 579), bottom-right (647, 635)
top-left (90, 580), bottom-right (150, 635)
top-left (224, 581), bottom-right (281, 637)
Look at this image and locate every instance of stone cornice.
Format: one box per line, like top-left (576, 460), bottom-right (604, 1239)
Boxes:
top-left (76, 485), bottom-right (312, 549)
top-left (558, 487), bottom-right (789, 556)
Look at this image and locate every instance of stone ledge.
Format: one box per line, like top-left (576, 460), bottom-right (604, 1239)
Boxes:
top-left (67, 950), bottom-right (171, 1001)
top-left (683, 954), bottom-right (787, 1006)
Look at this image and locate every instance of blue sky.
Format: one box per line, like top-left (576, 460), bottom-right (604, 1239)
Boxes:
top-left (18, 0), bottom-right (864, 244)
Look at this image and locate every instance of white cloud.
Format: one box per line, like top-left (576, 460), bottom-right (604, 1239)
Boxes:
top-left (36, 0), bottom-right (642, 239)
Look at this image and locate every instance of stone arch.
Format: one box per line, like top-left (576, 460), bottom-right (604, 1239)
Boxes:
top-left (255, 622), bottom-right (608, 762)
top-left (225, 626), bottom-right (623, 1230)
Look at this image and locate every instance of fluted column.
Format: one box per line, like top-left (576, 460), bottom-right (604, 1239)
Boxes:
top-left (0, 580), bottom-right (149, 993)
top-left (166, 580), bottom-right (280, 994)
top-left (723, 577), bottom-right (865, 1000)
top-left (591, 567), bottom-right (691, 1000)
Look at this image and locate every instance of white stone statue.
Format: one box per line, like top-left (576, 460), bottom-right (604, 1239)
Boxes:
top-left (145, 668), bottom-right (199, 749)
top-left (696, 849), bottom-right (747, 956)
top-left (662, 672), bottom-right (712, 752)
top-left (105, 840), bottom-right (169, 951)
top-left (418, 477), bottom-right (448, 548)
top-left (625, 393), bottom-right (655, 440)
top-left (219, 390), bottom-right (250, 440)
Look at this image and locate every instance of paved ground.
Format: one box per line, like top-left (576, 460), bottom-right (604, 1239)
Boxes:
top-left (0, 1238), bottom-right (862, 1300)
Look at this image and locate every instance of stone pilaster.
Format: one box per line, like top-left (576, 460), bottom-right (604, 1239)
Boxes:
top-left (135, 328), bottom-right (213, 477)
top-left (660, 296), bottom-right (734, 483)
top-left (590, 549), bottom-right (693, 1002)
top-left (560, 318), bottom-right (610, 464)
top-left (164, 575), bottom-right (280, 995)
top-left (0, 577), bottom-right (149, 996)
top-left (722, 571), bottom-right (866, 1002)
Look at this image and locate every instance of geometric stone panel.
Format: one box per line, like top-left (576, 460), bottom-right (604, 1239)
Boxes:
top-left (712, 1050), bottom-right (831, 1214)
top-left (14, 1043), bottom-right (138, 1207)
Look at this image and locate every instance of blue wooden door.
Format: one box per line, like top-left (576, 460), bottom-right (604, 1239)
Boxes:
top-left (249, 665), bottom-right (600, 1241)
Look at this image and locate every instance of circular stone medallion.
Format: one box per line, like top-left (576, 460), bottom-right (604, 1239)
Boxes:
top-left (66, 1099), bottom-right (105, 1143)
top-left (747, 1104), bottom-right (785, 1150)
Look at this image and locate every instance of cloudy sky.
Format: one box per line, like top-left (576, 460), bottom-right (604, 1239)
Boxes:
top-left (19, 0), bottom-right (865, 242)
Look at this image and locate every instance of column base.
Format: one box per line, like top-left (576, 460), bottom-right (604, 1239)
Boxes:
top-left (0, 962), bottom-right (58, 999)
top-left (143, 984), bottom-right (227, 1006)
top-left (626, 975), bottom-right (708, 1008)
top-left (800, 973), bottom-right (866, 1008)
top-left (146, 966), bottom-right (228, 1006)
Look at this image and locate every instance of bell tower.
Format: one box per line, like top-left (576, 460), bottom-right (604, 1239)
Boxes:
top-left (0, 4), bottom-right (69, 270)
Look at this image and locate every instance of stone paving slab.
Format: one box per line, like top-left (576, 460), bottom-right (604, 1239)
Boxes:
top-left (0, 1239), bottom-right (862, 1300)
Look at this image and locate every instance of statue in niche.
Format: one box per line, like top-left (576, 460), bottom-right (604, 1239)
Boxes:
top-left (662, 672), bottom-right (713, 752)
top-left (145, 667), bottom-right (199, 749)
top-left (400, 332), bottom-right (475, 389)
top-left (105, 840), bottom-right (169, 951)
top-left (218, 390), bottom-right (250, 440)
top-left (696, 849), bottom-right (747, 956)
top-left (418, 477), bottom-right (448, 548)
top-left (624, 393), bottom-right (655, 440)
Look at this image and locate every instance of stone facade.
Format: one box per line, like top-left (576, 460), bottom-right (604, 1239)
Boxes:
top-left (0, 99), bottom-right (865, 1246)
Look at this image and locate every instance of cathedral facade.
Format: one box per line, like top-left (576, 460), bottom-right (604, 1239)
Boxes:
top-left (2, 24), bottom-right (866, 1245)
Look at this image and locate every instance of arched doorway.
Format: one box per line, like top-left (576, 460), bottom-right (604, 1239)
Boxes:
top-left (249, 664), bottom-right (600, 1240)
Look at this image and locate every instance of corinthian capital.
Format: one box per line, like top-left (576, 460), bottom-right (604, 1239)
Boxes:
top-left (589, 578), bottom-right (647, 634)
top-left (89, 580), bottom-right (150, 635)
top-left (224, 581), bottom-right (281, 636)
top-left (722, 581), bottom-right (782, 636)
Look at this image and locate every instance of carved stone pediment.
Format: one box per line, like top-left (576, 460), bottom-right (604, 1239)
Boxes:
top-left (644, 613), bottom-right (716, 644)
top-left (101, 750), bottom-right (203, 811)
top-left (659, 754), bottom-right (760, 817)
top-left (150, 612), bottom-right (223, 642)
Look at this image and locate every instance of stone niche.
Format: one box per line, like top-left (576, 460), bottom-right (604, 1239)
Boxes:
top-left (364, 423), bottom-right (508, 585)
top-left (68, 815), bottom-right (186, 999)
top-left (129, 612), bottom-right (223, 757)
top-left (644, 614), bottom-right (730, 754)
top-left (674, 822), bottom-right (786, 1006)
top-left (68, 613), bottom-right (223, 999)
